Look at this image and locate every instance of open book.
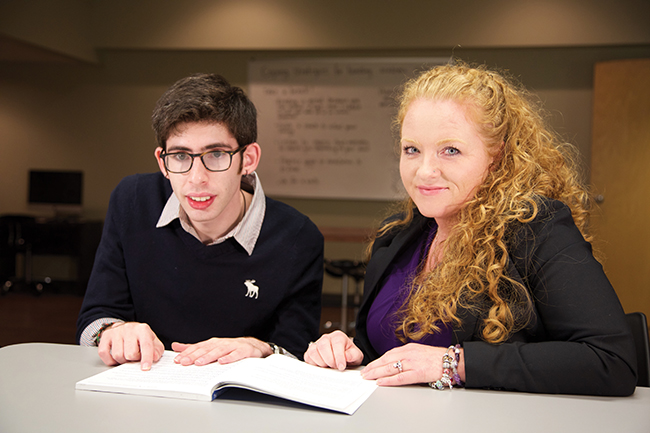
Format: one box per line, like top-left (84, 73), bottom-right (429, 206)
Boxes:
top-left (76, 351), bottom-right (377, 415)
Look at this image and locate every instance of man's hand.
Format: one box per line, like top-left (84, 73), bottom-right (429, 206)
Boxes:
top-left (171, 337), bottom-right (273, 366)
top-left (303, 330), bottom-right (364, 371)
top-left (97, 322), bottom-right (165, 371)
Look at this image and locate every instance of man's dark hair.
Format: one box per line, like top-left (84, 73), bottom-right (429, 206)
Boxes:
top-left (152, 73), bottom-right (257, 150)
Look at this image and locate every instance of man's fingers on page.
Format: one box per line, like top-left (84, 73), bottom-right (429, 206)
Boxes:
top-left (312, 337), bottom-right (337, 369)
top-left (346, 347), bottom-right (364, 366)
top-left (171, 342), bottom-right (191, 363)
top-left (331, 333), bottom-right (351, 368)
top-left (303, 343), bottom-right (321, 366)
top-left (215, 340), bottom-right (264, 364)
top-left (176, 341), bottom-right (220, 366)
top-left (139, 340), bottom-right (157, 371)
top-left (97, 343), bottom-right (119, 366)
top-left (207, 341), bottom-right (246, 365)
top-left (123, 337), bottom-right (142, 362)
top-left (171, 342), bottom-right (189, 353)
top-left (330, 336), bottom-right (351, 370)
top-left (154, 339), bottom-right (165, 361)
top-left (306, 349), bottom-right (328, 368)
top-left (103, 333), bottom-right (127, 365)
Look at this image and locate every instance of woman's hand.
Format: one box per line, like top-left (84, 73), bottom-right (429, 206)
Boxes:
top-left (304, 330), bottom-right (364, 371)
top-left (361, 343), bottom-right (465, 386)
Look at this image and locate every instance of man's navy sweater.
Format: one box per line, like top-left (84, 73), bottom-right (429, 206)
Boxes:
top-left (76, 172), bottom-right (323, 358)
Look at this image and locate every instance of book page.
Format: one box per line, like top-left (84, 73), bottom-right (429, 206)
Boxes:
top-left (221, 354), bottom-right (377, 413)
top-left (76, 352), bottom-right (240, 400)
top-left (76, 351), bottom-right (377, 413)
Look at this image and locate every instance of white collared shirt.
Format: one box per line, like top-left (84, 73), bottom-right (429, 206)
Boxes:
top-left (155, 172), bottom-right (266, 256)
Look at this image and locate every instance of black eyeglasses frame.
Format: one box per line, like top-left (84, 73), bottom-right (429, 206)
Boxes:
top-left (159, 145), bottom-right (248, 174)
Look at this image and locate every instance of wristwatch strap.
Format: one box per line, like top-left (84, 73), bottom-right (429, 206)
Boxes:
top-left (267, 342), bottom-right (295, 357)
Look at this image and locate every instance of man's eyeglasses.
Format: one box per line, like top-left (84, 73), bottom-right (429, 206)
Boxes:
top-left (159, 146), bottom-right (248, 174)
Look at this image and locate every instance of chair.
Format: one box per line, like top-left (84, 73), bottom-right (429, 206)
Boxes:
top-left (0, 215), bottom-right (37, 294)
top-left (323, 259), bottom-right (365, 335)
top-left (625, 312), bottom-right (650, 387)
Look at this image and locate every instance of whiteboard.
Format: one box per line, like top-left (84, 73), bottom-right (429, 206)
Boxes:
top-left (248, 57), bottom-right (448, 200)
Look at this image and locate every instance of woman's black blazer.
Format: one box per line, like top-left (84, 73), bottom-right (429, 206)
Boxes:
top-left (354, 198), bottom-right (637, 396)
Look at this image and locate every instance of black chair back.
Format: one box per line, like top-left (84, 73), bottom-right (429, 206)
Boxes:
top-left (625, 312), bottom-right (650, 387)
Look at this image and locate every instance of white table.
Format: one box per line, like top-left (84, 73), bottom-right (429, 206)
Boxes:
top-left (1, 343), bottom-right (649, 432)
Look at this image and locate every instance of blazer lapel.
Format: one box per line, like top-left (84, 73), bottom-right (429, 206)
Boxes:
top-left (360, 215), bottom-right (431, 310)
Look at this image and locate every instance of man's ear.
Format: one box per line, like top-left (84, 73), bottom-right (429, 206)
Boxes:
top-left (154, 147), bottom-right (169, 178)
top-left (241, 143), bottom-right (261, 175)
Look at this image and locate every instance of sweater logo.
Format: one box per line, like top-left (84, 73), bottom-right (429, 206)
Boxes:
top-left (244, 279), bottom-right (259, 299)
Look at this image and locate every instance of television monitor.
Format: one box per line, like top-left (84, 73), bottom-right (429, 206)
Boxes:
top-left (28, 170), bottom-right (83, 217)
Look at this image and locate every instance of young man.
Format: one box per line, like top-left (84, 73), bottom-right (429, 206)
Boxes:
top-left (76, 73), bottom-right (323, 370)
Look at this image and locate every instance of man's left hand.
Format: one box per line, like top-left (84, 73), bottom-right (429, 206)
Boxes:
top-left (171, 337), bottom-right (273, 366)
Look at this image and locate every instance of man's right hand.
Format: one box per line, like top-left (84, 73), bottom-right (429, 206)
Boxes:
top-left (97, 322), bottom-right (165, 371)
top-left (303, 330), bottom-right (364, 371)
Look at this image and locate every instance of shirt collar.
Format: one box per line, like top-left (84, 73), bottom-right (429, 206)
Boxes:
top-left (156, 172), bottom-right (266, 256)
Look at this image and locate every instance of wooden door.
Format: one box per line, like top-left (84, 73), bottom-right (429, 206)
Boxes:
top-left (590, 59), bottom-right (650, 319)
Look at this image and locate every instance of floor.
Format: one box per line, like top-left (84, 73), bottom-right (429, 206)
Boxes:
top-left (0, 291), bottom-right (355, 348)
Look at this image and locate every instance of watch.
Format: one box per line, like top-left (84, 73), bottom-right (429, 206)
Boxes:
top-left (266, 341), bottom-right (281, 355)
top-left (267, 342), bottom-right (284, 355)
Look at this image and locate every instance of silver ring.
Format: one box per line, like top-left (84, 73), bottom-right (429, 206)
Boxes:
top-left (392, 360), bottom-right (403, 373)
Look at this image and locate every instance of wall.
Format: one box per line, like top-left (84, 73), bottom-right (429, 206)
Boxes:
top-left (3, 46), bottom-right (650, 217)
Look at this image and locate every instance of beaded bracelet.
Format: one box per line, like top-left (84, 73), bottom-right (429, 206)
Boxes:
top-left (429, 344), bottom-right (464, 390)
top-left (93, 321), bottom-right (125, 346)
top-left (449, 344), bottom-right (464, 387)
top-left (93, 322), bottom-right (114, 345)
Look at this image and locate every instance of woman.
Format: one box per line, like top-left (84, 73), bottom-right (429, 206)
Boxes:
top-left (305, 62), bottom-right (637, 396)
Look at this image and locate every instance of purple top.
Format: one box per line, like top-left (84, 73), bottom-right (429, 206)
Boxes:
top-left (366, 224), bottom-right (452, 355)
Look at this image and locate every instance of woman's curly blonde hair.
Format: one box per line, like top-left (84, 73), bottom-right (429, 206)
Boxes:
top-left (376, 61), bottom-right (594, 344)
